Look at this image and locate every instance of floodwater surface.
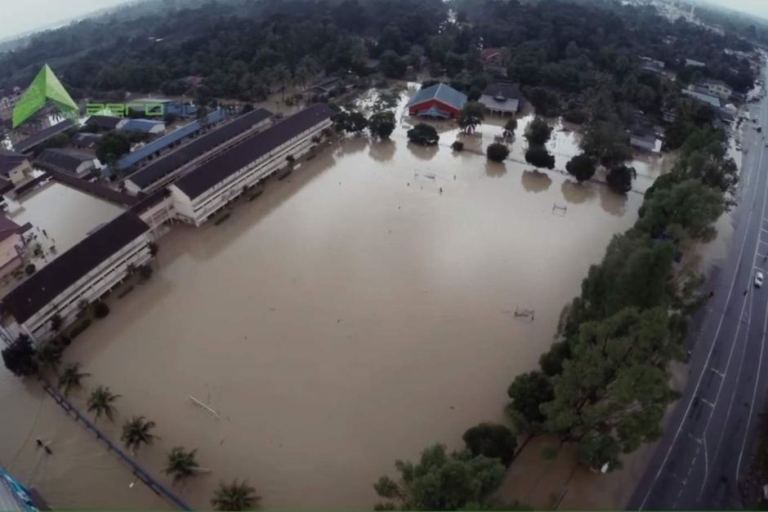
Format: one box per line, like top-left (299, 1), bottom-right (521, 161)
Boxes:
top-left (0, 91), bottom-right (654, 508)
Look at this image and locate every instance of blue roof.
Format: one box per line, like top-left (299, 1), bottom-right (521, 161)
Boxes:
top-left (120, 119), bottom-right (165, 133)
top-left (116, 109), bottom-right (226, 170)
top-left (407, 83), bottom-right (467, 110)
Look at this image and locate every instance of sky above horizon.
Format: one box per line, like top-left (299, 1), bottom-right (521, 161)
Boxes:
top-left (698, 0), bottom-right (768, 20)
top-left (1, 0), bottom-right (133, 41)
top-left (3, 0), bottom-right (768, 42)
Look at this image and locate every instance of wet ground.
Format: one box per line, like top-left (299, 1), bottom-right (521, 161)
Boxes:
top-left (0, 87), bottom-right (673, 509)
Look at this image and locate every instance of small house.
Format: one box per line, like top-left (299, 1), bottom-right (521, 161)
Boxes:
top-left (479, 82), bottom-right (521, 115)
top-left (36, 148), bottom-right (99, 178)
top-left (406, 83), bottom-right (467, 119)
top-left (0, 151), bottom-right (33, 185)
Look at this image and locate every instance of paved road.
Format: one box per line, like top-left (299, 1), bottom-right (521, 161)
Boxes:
top-left (628, 67), bottom-right (768, 509)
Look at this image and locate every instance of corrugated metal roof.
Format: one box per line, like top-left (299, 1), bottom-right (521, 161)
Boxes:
top-left (120, 119), bottom-right (165, 134)
top-left (36, 148), bottom-right (95, 174)
top-left (126, 108), bottom-right (270, 190)
top-left (116, 110), bottom-right (225, 171)
top-left (174, 104), bottom-right (333, 200)
top-left (0, 151), bottom-right (28, 175)
top-left (407, 83), bottom-right (467, 110)
top-left (13, 120), bottom-right (75, 154)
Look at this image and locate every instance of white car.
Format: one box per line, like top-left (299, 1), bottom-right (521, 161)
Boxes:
top-left (755, 271), bottom-right (764, 288)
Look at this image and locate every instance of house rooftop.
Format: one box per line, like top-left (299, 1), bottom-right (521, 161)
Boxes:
top-left (36, 148), bottom-right (96, 174)
top-left (407, 83), bottom-right (467, 110)
top-left (174, 104), bottom-right (333, 200)
top-left (0, 216), bottom-right (21, 242)
top-left (0, 151), bottom-right (28, 176)
top-left (85, 115), bottom-right (123, 131)
top-left (13, 120), bottom-right (76, 154)
top-left (126, 108), bottom-right (271, 190)
top-left (2, 212), bottom-right (149, 324)
top-left (119, 119), bottom-right (165, 134)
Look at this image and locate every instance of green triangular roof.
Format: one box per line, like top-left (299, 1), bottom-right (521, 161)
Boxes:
top-left (12, 64), bottom-right (78, 128)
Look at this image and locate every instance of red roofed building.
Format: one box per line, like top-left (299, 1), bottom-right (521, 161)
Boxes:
top-left (406, 83), bottom-right (467, 119)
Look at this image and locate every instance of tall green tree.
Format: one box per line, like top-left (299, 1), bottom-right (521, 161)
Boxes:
top-left (1, 335), bottom-right (38, 377)
top-left (165, 447), bottom-right (200, 484)
top-left (566, 154), bottom-right (596, 183)
top-left (211, 480), bottom-right (260, 511)
top-left (524, 117), bottom-right (552, 147)
top-left (121, 416), bottom-right (157, 453)
top-left (369, 111), bottom-right (396, 139)
top-left (373, 444), bottom-right (505, 510)
top-left (458, 101), bottom-right (484, 134)
top-left (462, 423), bottom-right (517, 466)
top-left (507, 371), bottom-right (554, 433)
top-left (58, 362), bottom-right (90, 396)
top-left (87, 386), bottom-right (120, 422)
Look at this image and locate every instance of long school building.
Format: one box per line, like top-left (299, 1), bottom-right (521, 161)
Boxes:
top-left (170, 104), bottom-right (334, 226)
top-left (0, 213), bottom-right (152, 342)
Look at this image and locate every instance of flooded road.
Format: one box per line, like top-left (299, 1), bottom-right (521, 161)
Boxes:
top-left (0, 91), bottom-right (652, 509)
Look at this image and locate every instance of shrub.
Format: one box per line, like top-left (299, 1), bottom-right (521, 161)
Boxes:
top-left (25, 264), bottom-right (36, 275)
top-left (462, 423), bottom-right (518, 466)
top-left (566, 154), bottom-right (596, 182)
top-left (607, 165), bottom-right (636, 194)
top-left (407, 124), bottom-right (439, 146)
top-left (487, 142), bottom-right (510, 162)
top-left (2, 335), bottom-right (38, 377)
top-left (525, 146), bottom-right (556, 169)
top-left (451, 141), bottom-right (464, 152)
top-left (93, 301), bottom-right (110, 319)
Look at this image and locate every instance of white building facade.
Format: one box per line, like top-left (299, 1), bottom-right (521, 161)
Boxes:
top-left (170, 105), bottom-right (333, 226)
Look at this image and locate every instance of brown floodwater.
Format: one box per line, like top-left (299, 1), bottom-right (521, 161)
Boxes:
top-left (0, 89), bottom-right (659, 509)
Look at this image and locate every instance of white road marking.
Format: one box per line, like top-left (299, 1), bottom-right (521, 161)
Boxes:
top-left (638, 142), bottom-right (768, 509)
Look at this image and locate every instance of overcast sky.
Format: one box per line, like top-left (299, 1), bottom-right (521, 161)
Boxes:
top-left (1, 0), bottom-right (133, 41)
top-left (3, 0), bottom-right (768, 42)
top-left (695, 0), bottom-right (768, 20)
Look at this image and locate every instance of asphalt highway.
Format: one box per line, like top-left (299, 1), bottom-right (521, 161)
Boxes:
top-left (628, 66), bottom-right (768, 509)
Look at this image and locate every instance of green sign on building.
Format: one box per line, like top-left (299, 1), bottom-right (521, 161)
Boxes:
top-left (12, 64), bottom-right (78, 129)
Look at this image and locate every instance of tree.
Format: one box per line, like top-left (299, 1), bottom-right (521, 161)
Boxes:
top-left (58, 362), bottom-right (90, 396)
top-left (95, 132), bottom-right (131, 166)
top-left (636, 179), bottom-right (725, 240)
top-left (380, 50), bottom-right (407, 79)
top-left (165, 447), bottom-right (200, 484)
top-left (462, 423), bottom-right (517, 466)
top-left (121, 416), bottom-right (157, 452)
top-left (503, 118), bottom-right (517, 137)
top-left (524, 117), bottom-right (552, 147)
top-left (373, 444), bottom-right (505, 510)
top-left (540, 307), bottom-right (681, 471)
top-left (369, 111), bottom-right (396, 139)
top-left (451, 141), bottom-right (464, 152)
top-left (87, 386), bottom-right (120, 422)
top-left (486, 142), bottom-right (509, 162)
top-left (2, 335), bottom-right (38, 377)
top-left (581, 121), bottom-right (632, 168)
top-left (566, 154), bottom-right (596, 183)
top-left (507, 371), bottom-right (554, 433)
top-left (407, 124), bottom-right (439, 146)
top-left (50, 313), bottom-right (63, 332)
top-left (606, 165), bottom-right (636, 194)
top-left (93, 300), bottom-right (110, 319)
top-left (334, 110), bottom-right (368, 134)
top-left (211, 480), bottom-right (260, 511)
top-left (525, 146), bottom-right (555, 169)
top-left (458, 101), bottom-right (484, 134)
top-left (36, 342), bottom-right (63, 374)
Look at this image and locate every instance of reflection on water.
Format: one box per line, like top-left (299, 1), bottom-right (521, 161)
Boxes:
top-left (369, 140), bottom-right (396, 162)
top-left (1, 90), bottom-right (648, 510)
top-left (521, 170), bottom-right (552, 193)
top-left (485, 161), bottom-right (507, 178)
top-left (561, 179), bottom-right (597, 205)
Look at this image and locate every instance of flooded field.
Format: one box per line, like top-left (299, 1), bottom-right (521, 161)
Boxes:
top-left (0, 89), bottom-right (666, 509)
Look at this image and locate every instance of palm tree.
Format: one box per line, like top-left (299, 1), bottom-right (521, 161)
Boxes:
top-left (58, 362), bottom-right (90, 396)
top-left (36, 342), bottom-right (63, 374)
top-left (121, 416), bottom-right (157, 453)
top-left (87, 386), bottom-right (120, 422)
top-left (211, 480), bottom-right (260, 511)
top-left (165, 447), bottom-right (200, 483)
